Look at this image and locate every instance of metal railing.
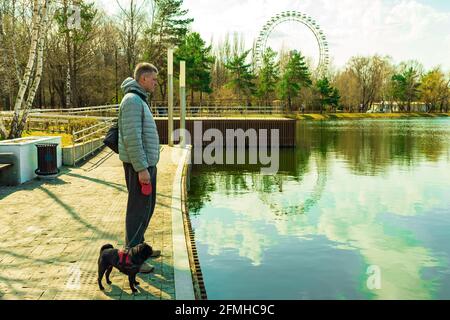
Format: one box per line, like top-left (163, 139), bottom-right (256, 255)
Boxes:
top-left (29, 105), bottom-right (119, 115)
top-left (71, 118), bottom-right (115, 165)
top-left (151, 105), bottom-right (288, 117)
top-left (1, 115), bottom-right (70, 133)
top-left (23, 104), bottom-right (288, 118)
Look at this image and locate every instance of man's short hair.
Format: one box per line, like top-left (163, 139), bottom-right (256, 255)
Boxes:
top-left (134, 63), bottom-right (158, 82)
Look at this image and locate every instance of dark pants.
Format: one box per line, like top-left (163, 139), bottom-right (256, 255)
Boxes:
top-left (123, 163), bottom-right (157, 249)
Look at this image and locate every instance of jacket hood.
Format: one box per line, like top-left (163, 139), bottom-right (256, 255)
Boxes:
top-left (121, 77), bottom-right (149, 98)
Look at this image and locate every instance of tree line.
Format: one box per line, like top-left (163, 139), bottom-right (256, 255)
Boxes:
top-left (1, 0), bottom-right (449, 139)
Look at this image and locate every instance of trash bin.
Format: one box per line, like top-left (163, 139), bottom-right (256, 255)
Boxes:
top-left (35, 143), bottom-right (59, 176)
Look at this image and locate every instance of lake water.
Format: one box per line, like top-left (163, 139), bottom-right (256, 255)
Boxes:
top-left (187, 119), bottom-right (450, 299)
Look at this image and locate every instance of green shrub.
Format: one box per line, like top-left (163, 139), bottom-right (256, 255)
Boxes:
top-left (66, 118), bottom-right (99, 133)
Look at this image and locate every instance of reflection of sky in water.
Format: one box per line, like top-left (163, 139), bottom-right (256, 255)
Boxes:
top-left (189, 119), bottom-right (450, 300)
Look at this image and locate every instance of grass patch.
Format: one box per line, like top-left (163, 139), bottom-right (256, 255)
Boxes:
top-left (193, 113), bottom-right (290, 118)
top-left (22, 130), bottom-right (73, 147)
top-left (299, 114), bottom-right (315, 120)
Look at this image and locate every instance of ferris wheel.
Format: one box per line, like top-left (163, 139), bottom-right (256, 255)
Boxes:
top-left (254, 11), bottom-right (330, 74)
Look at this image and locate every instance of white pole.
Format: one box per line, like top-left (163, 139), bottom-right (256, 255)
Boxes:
top-left (168, 48), bottom-right (174, 147)
top-left (180, 61), bottom-right (186, 148)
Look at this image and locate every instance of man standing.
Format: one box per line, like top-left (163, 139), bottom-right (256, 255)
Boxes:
top-left (118, 63), bottom-right (161, 273)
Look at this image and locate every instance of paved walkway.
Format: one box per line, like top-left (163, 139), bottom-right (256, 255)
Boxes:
top-left (0, 146), bottom-right (188, 300)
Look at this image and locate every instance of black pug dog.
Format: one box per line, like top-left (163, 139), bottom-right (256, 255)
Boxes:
top-left (97, 243), bottom-right (154, 293)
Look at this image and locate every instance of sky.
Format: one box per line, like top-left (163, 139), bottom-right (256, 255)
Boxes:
top-left (96, 0), bottom-right (450, 71)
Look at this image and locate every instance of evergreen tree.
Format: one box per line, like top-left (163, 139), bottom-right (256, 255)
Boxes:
top-left (224, 49), bottom-right (255, 105)
top-left (278, 50), bottom-right (312, 111)
top-left (316, 77), bottom-right (340, 113)
top-left (144, 0), bottom-right (193, 100)
top-left (175, 32), bottom-right (214, 104)
top-left (257, 47), bottom-right (279, 106)
top-left (391, 67), bottom-right (420, 112)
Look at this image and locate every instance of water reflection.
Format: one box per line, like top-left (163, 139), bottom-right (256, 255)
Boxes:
top-left (296, 119), bottom-right (450, 175)
top-left (188, 119), bottom-right (450, 299)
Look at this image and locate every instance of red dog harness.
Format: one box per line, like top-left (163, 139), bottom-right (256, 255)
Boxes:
top-left (118, 250), bottom-right (132, 267)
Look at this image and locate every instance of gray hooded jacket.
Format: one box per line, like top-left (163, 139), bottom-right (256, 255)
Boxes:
top-left (118, 77), bottom-right (160, 172)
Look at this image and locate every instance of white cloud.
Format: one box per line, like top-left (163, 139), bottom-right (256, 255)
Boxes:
top-left (191, 155), bottom-right (450, 298)
top-left (92, 0), bottom-right (450, 69)
top-left (180, 0), bottom-right (450, 71)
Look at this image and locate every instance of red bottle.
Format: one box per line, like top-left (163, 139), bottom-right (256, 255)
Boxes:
top-left (140, 182), bottom-right (152, 196)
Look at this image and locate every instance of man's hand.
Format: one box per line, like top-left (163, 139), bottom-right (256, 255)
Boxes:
top-left (138, 169), bottom-right (150, 185)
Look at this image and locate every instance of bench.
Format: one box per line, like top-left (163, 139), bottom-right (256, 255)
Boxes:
top-left (0, 163), bottom-right (13, 170)
top-left (0, 153), bottom-right (19, 186)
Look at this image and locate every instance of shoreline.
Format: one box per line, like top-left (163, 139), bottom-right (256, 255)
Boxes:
top-left (292, 112), bottom-right (450, 121)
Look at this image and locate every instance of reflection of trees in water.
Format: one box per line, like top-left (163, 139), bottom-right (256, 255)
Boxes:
top-left (188, 119), bottom-right (449, 214)
top-left (188, 171), bottom-right (217, 215)
top-left (297, 120), bottom-right (449, 175)
top-left (188, 148), bottom-right (326, 216)
top-left (188, 147), bottom-right (305, 215)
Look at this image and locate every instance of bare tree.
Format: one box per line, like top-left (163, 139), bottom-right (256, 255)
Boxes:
top-left (347, 55), bottom-right (392, 112)
top-left (16, 0), bottom-right (51, 133)
top-left (1, 0), bottom-right (21, 111)
top-left (334, 69), bottom-right (360, 112)
top-left (3, 0), bottom-right (49, 139)
top-left (116, 0), bottom-right (149, 75)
